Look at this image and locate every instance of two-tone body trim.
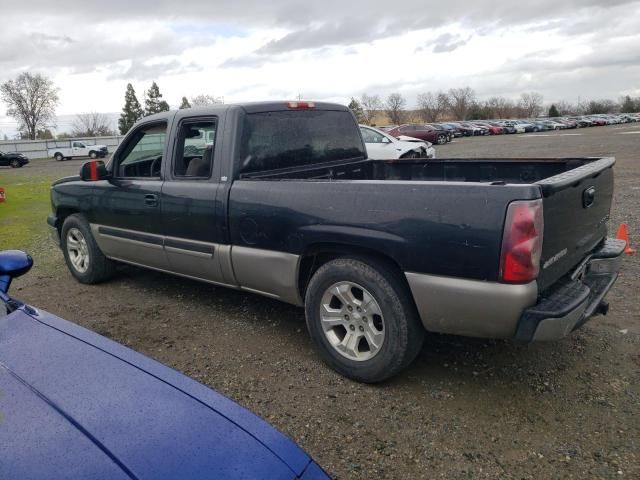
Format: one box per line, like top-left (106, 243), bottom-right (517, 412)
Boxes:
top-left (90, 224), bottom-right (302, 305)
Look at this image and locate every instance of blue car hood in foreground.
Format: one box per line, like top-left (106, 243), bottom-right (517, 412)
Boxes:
top-left (0, 306), bottom-right (327, 479)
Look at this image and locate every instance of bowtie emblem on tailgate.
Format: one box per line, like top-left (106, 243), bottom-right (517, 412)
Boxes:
top-left (583, 186), bottom-right (596, 208)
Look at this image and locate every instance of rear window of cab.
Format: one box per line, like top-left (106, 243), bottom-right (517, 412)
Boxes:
top-left (239, 110), bottom-right (365, 174)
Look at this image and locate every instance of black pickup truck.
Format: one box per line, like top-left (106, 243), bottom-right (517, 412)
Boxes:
top-left (48, 101), bottom-right (624, 382)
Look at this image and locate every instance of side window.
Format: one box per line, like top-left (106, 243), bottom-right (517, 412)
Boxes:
top-left (399, 126), bottom-right (412, 133)
top-left (73, 142), bottom-right (82, 148)
top-left (174, 120), bottom-right (217, 178)
top-left (116, 123), bottom-right (167, 178)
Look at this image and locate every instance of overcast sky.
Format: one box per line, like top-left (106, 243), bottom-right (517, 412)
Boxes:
top-left (1, 0), bottom-right (640, 133)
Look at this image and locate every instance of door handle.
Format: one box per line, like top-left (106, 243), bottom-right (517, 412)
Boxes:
top-left (144, 194), bottom-right (158, 207)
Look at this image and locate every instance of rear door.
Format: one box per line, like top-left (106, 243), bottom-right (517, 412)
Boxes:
top-left (536, 158), bottom-right (615, 291)
top-left (161, 115), bottom-right (232, 285)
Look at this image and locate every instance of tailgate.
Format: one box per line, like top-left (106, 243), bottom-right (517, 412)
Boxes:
top-left (536, 158), bottom-right (615, 292)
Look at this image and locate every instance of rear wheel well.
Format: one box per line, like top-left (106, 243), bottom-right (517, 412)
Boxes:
top-left (298, 244), bottom-right (409, 301)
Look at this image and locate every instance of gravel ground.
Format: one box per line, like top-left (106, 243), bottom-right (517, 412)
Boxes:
top-left (4, 124), bottom-right (640, 479)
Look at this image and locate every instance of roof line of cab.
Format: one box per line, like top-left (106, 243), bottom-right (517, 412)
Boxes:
top-left (141, 101), bottom-right (350, 123)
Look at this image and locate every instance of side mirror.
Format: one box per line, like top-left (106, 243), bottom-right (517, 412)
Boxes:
top-left (80, 160), bottom-right (108, 181)
top-left (0, 250), bottom-right (33, 294)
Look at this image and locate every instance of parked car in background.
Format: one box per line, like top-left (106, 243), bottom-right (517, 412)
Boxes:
top-left (48, 141), bottom-right (109, 162)
top-left (387, 124), bottom-right (449, 145)
top-left (556, 118), bottom-right (578, 129)
top-left (445, 122), bottom-right (475, 136)
top-left (501, 121), bottom-right (526, 134)
top-left (570, 117), bottom-right (593, 128)
top-left (0, 250), bottom-right (329, 480)
top-left (529, 120), bottom-right (551, 132)
top-left (540, 119), bottom-right (568, 130)
top-left (0, 150), bottom-right (29, 168)
top-left (458, 122), bottom-right (489, 136)
top-left (473, 122), bottom-right (504, 135)
top-left (360, 125), bottom-right (435, 159)
top-left (432, 123), bottom-right (464, 138)
top-left (513, 120), bottom-right (536, 133)
top-left (488, 121), bottom-right (514, 134)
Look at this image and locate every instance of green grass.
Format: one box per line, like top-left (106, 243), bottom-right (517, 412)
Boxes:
top-left (0, 174), bottom-right (57, 251)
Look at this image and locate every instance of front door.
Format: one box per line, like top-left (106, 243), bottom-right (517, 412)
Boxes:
top-left (160, 116), bottom-right (231, 284)
top-left (89, 121), bottom-right (169, 270)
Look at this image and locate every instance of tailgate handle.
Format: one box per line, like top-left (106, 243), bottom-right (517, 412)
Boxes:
top-left (583, 186), bottom-right (596, 208)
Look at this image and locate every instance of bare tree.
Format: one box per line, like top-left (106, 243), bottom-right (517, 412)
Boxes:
top-left (417, 91), bottom-right (449, 122)
top-left (72, 112), bottom-right (115, 137)
top-left (447, 87), bottom-right (476, 120)
top-left (360, 94), bottom-right (383, 125)
top-left (485, 97), bottom-right (515, 119)
top-left (190, 94), bottom-right (224, 107)
top-left (554, 101), bottom-right (579, 116)
top-left (1, 72), bottom-right (59, 140)
top-left (518, 92), bottom-right (544, 118)
top-left (384, 93), bottom-right (407, 125)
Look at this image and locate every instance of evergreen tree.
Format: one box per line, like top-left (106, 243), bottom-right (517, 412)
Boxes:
top-left (144, 81), bottom-right (170, 116)
top-left (620, 95), bottom-right (637, 113)
top-left (118, 83), bottom-right (143, 134)
top-left (548, 104), bottom-right (560, 117)
top-left (179, 96), bottom-right (191, 109)
top-left (348, 97), bottom-right (365, 122)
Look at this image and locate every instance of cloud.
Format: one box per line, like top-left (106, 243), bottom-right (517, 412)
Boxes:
top-left (1, 0), bottom-right (639, 116)
top-left (429, 33), bottom-right (471, 53)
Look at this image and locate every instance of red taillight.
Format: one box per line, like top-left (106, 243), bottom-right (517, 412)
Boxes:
top-left (500, 199), bottom-right (544, 283)
top-left (287, 101), bottom-right (315, 109)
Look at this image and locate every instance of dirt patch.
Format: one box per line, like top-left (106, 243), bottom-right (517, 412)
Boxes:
top-left (6, 125), bottom-right (640, 479)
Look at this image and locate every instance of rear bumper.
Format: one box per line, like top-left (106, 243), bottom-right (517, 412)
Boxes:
top-left (514, 238), bottom-right (625, 342)
top-left (405, 238), bottom-right (624, 340)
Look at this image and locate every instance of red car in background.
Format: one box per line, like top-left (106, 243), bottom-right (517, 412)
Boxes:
top-left (473, 122), bottom-right (505, 135)
top-left (387, 124), bottom-right (449, 145)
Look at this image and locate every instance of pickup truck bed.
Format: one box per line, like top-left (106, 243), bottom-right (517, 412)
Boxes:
top-left (48, 102), bottom-right (623, 382)
top-left (237, 156), bottom-right (614, 291)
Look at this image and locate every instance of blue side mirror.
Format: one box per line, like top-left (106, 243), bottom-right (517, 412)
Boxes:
top-left (0, 250), bottom-right (33, 294)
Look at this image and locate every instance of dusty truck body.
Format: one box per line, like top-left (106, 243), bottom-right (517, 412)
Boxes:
top-left (48, 102), bottom-right (624, 382)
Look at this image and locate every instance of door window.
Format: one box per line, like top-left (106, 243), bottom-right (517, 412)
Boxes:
top-left (174, 120), bottom-right (217, 178)
top-left (116, 123), bottom-right (167, 178)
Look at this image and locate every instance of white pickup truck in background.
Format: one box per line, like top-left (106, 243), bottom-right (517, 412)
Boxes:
top-left (48, 141), bottom-right (109, 161)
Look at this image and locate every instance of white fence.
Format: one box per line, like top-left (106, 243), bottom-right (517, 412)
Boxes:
top-left (0, 136), bottom-right (125, 160)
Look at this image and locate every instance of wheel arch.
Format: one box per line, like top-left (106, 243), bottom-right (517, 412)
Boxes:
top-left (297, 242), bottom-right (409, 301)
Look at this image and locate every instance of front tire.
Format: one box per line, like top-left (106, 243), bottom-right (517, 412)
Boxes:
top-left (436, 134), bottom-right (447, 145)
top-left (61, 214), bottom-right (115, 284)
top-left (89, 151), bottom-right (98, 159)
top-left (10, 159), bottom-right (21, 168)
top-left (305, 257), bottom-right (424, 383)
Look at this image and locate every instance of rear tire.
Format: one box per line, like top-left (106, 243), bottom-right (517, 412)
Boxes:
top-left (54, 152), bottom-right (64, 161)
top-left (61, 214), bottom-right (115, 284)
top-left (305, 257), bottom-right (424, 383)
top-left (10, 159), bottom-right (21, 168)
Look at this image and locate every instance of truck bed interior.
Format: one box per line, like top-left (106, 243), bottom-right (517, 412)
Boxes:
top-left (240, 158), bottom-right (598, 185)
